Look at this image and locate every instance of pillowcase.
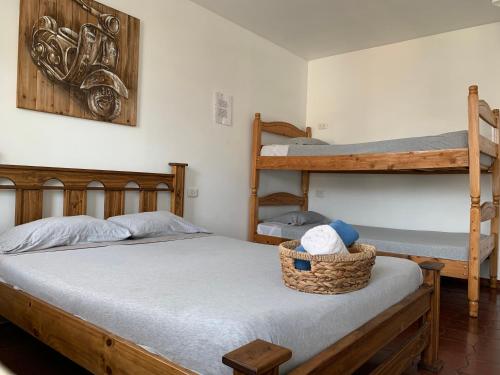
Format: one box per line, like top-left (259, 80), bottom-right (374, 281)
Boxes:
top-left (0, 216), bottom-right (131, 254)
top-left (287, 137), bottom-right (329, 145)
top-left (107, 211), bottom-right (209, 239)
top-left (263, 211), bottom-right (328, 226)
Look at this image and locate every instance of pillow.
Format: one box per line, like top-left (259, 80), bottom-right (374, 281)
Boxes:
top-left (107, 211), bottom-right (209, 239)
top-left (263, 211), bottom-right (328, 226)
top-left (0, 216), bottom-right (131, 254)
top-left (287, 137), bottom-right (329, 145)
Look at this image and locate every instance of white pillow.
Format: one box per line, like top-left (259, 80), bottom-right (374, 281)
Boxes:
top-left (107, 211), bottom-right (209, 238)
top-left (0, 216), bottom-right (131, 254)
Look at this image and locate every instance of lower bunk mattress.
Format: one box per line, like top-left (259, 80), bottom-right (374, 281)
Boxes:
top-left (257, 222), bottom-right (494, 262)
top-left (0, 234), bottom-right (422, 375)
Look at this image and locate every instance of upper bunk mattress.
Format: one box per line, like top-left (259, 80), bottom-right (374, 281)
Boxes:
top-left (0, 235), bottom-right (422, 375)
top-left (257, 222), bottom-right (494, 262)
top-left (261, 130), bottom-right (493, 165)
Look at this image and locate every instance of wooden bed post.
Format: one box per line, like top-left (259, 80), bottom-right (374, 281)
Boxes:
top-left (249, 113), bottom-right (262, 241)
top-left (468, 85), bottom-right (481, 318)
top-left (491, 108), bottom-right (500, 289)
top-left (419, 262), bottom-right (444, 372)
top-left (300, 127), bottom-right (312, 212)
top-left (223, 339), bottom-right (292, 375)
top-left (169, 163), bottom-right (188, 217)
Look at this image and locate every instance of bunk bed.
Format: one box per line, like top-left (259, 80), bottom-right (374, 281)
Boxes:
top-left (249, 85), bottom-right (499, 318)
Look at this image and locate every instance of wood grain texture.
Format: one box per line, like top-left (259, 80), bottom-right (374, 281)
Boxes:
top-left (479, 99), bottom-right (498, 128)
top-left (169, 164), bottom-right (187, 217)
top-left (104, 190), bottom-right (125, 219)
top-left (253, 234), bottom-right (287, 246)
top-left (139, 191), bottom-right (158, 212)
top-left (258, 192), bottom-right (304, 207)
top-left (369, 324), bottom-right (429, 375)
top-left (15, 189), bottom-right (43, 225)
top-left (257, 149), bottom-right (470, 172)
top-left (481, 201), bottom-right (496, 222)
top-left (261, 122), bottom-right (308, 138)
top-left (490, 108), bottom-right (500, 288)
top-left (288, 286), bottom-right (433, 374)
top-left (222, 339), bottom-right (291, 375)
top-left (480, 135), bottom-right (499, 158)
top-left (0, 282), bottom-right (196, 375)
top-left (17, 0), bottom-right (140, 126)
top-left (249, 114), bottom-right (262, 241)
top-left (63, 189), bottom-right (87, 216)
top-left (468, 85), bottom-right (482, 318)
top-left (0, 163), bottom-right (186, 225)
top-left (377, 252), bottom-right (469, 279)
top-left (420, 262), bottom-right (444, 372)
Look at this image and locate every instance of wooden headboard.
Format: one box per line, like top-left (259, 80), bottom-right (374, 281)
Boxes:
top-left (254, 113), bottom-right (311, 138)
top-left (0, 163), bottom-right (187, 225)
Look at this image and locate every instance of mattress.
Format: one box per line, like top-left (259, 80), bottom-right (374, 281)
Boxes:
top-left (261, 130), bottom-right (493, 166)
top-left (0, 234), bottom-right (422, 375)
top-left (257, 222), bottom-right (493, 262)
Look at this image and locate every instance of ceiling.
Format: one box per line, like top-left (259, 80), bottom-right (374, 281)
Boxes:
top-left (189, 0), bottom-right (500, 60)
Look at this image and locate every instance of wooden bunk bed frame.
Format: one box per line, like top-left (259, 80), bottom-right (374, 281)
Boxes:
top-left (0, 164), bottom-right (443, 374)
top-left (250, 85), bottom-right (500, 318)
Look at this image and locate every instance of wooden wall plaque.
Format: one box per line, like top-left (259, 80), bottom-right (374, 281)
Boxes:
top-left (17, 0), bottom-right (140, 126)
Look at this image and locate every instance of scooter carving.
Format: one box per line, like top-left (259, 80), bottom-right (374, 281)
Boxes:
top-left (30, 0), bottom-right (128, 121)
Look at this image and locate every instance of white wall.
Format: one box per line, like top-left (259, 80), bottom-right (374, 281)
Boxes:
top-left (306, 22), bottom-right (500, 274)
top-left (0, 0), bottom-right (307, 238)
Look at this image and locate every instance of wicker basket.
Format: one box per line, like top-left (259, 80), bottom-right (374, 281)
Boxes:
top-left (279, 240), bottom-right (376, 295)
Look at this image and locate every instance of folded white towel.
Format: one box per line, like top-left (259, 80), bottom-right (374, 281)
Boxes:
top-left (301, 225), bottom-right (349, 256)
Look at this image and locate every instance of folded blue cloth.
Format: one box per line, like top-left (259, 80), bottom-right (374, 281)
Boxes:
top-left (329, 220), bottom-right (359, 247)
top-left (294, 245), bottom-right (311, 271)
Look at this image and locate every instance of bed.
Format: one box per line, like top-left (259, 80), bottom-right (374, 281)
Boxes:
top-left (0, 163), bottom-right (443, 375)
top-left (0, 234), bottom-right (425, 375)
top-left (257, 222), bottom-right (494, 265)
top-left (261, 130), bottom-right (493, 166)
top-left (249, 85), bottom-right (499, 318)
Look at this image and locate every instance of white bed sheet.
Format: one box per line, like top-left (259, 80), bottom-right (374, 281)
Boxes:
top-left (0, 235), bottom-right (422, 375)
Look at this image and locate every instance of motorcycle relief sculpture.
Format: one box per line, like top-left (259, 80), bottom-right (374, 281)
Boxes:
top-left (30, 0), bottom-right (128, 121)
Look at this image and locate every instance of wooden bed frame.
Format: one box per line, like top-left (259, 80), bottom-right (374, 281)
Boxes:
top-left (249, 85), bottom-right (500, 318)
top-left (0, 163), bottom-right (443, 374)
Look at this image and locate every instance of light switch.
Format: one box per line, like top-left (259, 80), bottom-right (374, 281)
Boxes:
top-left (214, 92), bottom-right (233, 126)
top-left (318, 123), bottom-right (328, 130)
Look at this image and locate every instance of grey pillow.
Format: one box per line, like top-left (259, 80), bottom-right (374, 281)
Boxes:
top-left (263, 211), bottom-right (329, 226)
top-left (107, 211), bottom-right (209, 239)
top-left (0, 216), bottom-right (131, 254)
top-left (288, 137), bottom-right (329, 145)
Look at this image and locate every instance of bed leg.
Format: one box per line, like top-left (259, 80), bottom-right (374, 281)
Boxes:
top-left (419, 262), bottom-right (444, 373)
top-left (490, 195), bottom-right (499, 289)
top-left (467, 197), bottom-right (482, 318)
top-left (492, 109), bottom-right (500, 289)
top-left (222, 339), bottom-right (292, 375)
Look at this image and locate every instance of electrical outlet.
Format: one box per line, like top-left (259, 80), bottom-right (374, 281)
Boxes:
top-left (315, 189), bottom-right (325, 198)
top-left (318, 123), bottom-right (328, 130)
top-left (187, 188), bottom-right (199, 198)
